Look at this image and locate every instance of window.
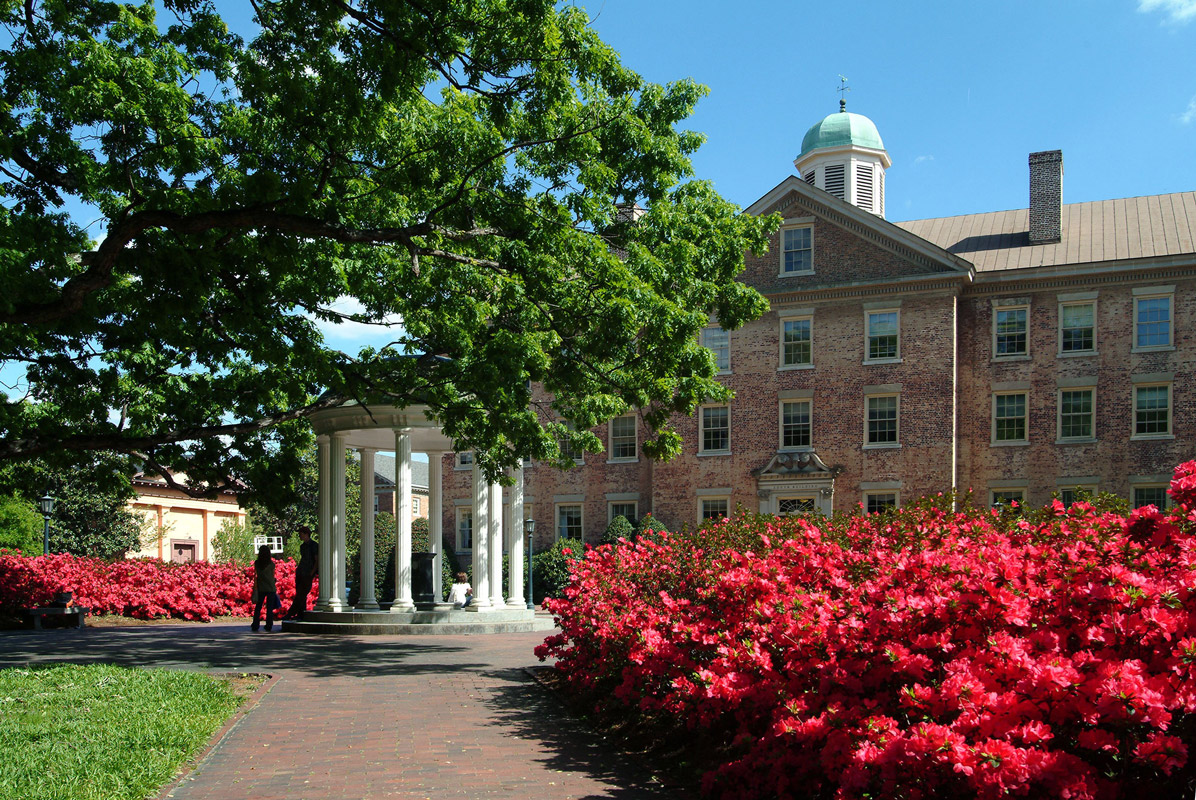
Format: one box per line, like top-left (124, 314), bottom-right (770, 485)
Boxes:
top-left (864, 493), bottom-right (897, 514)
top-left (994, 306), bottom-right (1028, 357)
top-left (1059, 302), bottom-right (1095, 354)
top-left (455, 451), bottom-right (473, 470)
top-left (412, 497), bottom-right (421, 515)
top-left (780, 400), bottom-right (811, 449)
top-left (865, 395), bottom-right (899, 446)
top-left (1058, 389), bottom-right (1094, 440)
top-left (1133, 384), bottom-right (1171, 437)
top-left (993, 392), bottom-right (1028, 443)
top-left (781, 318), bottom-right (812, 367)
top-left (866, 310), bottom-right (899, 361)
top-left (700, 405), bottom-right (730, 454)
top-left (781, 226), bottom-right (812, 274)
top-left (456, 510), bottom-right (473, 551)
top-left (1134, 292), bottom-right (1173, 350)
top-left (1058, 486), bottom-right (1096, 508)
top-left (701, 498), bottom-right (729, 520)
top-left (702, 326), bottom-right (730, 373)
top-left (559, 422), bottom-right (584, 464)
top-left (1133, 486), bottom-right (1169, 509)
top-left (253, 535), bottom-right (284, 554)
top-left (778, 497), bottom-right (815, 515)
top-left (556, 504), bottom-right (582, 540)
top-left (609, 502), bottom-right (637, 524)
top-left (609, 415), bottom-right (637, 461)
top-left (991, 489), bottom-right (1025, 508)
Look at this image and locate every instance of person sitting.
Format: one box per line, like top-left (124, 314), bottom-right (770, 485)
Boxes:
top-left (446, 572), bottom-right (473, 607)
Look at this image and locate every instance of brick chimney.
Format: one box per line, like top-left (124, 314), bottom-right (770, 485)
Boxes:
top-left (1028, 150), bottom-right (1063, 244)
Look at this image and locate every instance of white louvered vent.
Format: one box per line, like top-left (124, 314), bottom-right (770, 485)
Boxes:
top-left (879, 171), bottom-right (885, 217)
top-left (803, 170), bottom-right (815, 185)
top-left (856, 164), bottom-right (874, 211)
top-left (824, 163), bottom-right (845, 199)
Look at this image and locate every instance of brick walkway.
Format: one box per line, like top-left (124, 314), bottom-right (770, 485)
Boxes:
top-left (0, 622), bottom-right (678, 799)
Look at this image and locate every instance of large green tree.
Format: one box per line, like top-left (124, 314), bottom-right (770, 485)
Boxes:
top-left (0, 0), bottom-right (775, 496)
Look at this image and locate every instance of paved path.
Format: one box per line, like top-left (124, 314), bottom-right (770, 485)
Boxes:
top-left (1, 622), bottom-right (679, 799)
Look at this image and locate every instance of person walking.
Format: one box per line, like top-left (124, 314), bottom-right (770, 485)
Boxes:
top-left (251, 544), bottom-right (280, 632)
top-left (285, 526), bottom-right (318, 620)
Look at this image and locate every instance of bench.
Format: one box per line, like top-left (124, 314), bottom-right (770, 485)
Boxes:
top-left (25, 606), bottom-right (88, 630)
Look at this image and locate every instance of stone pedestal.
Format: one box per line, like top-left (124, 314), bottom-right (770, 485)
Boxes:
top-left (412, 552), bottom-right (437, 610)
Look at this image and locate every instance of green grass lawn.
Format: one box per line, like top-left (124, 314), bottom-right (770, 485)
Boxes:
top-left (0, 663), bottom-right (250, 800)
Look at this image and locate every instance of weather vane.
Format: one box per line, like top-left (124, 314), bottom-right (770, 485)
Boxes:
top-left (837, 75), bottom-right (850, 112)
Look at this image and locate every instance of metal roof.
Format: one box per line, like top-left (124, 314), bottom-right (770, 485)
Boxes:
top-left (894, 192), bottom-right (1196, 272)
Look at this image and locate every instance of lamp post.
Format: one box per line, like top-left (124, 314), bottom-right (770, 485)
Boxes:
top-left (524, 517), bottom-right (535, 610)
top-left (38, 491), bottom-right (55, 556)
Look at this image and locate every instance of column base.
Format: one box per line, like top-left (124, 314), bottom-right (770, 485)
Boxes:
top-left (462, 603), bottom-right (502, 613)
top-left (324, 598), bottom-right (351, 612)
top-left (355, 600), bottom-right (381, 611)
top-left (388, 599), bottom-right (416, 613)
top-left (505, 599), bottom-right (527, 608)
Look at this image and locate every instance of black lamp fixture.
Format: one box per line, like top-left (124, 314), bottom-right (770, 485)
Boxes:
top-left (38, 490), bottom-right (55, 556)
top-left (524, 517), bottom-right (536, 610)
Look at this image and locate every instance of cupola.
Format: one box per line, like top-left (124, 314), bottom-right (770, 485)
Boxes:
top-left (795, 100), bottom-right (891, 218)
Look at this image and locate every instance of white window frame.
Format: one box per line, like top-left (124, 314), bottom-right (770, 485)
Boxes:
top-left (699, 404), bottom-right (731, 455)
top-left (1132, 383), bottom-right (1173, 439)
top-left (991, 391), bottom-right (1029, 445)
top-left (1057, 484), bottom-right (1098, 508)
top-left (701, 326), bottom-right (731, 374)
top-left (1132, 287), bottom-right (1175, 352)
top-left (990, 489), bottom-right (1026, 508)
top-left (1058, 298), bottom-right (1097, 356)
top-left (607, 415), bottom-right (638, 463)
top-left (779, 399), bottom-right (812, 451)
top-left (863, 492), bottom-right (898, 514)
top-left (864, 393), bottom-right (900, 449)
top-left (558, 422), bottom-right (585, 465)
top-left (555, 503), bottom-right (583, 541)
top-left (779, 316), bottom-right (813, 369)
top-left (699, 496), bottom-right (730, 522)
top-left (993, 303), bottom-right (1030, 359)
top-left (412, 496), bottom-right (421, 515)
top-left (454, 451), bottom-right (474, 470)
top-left (1056, 387), bottom-right (1096, 443)
top-left (777, 496), bottom-right (817, 516)
top-left (253, 535), bottom-right (284, 555)
top-left (779, 222), bottom-right (814, 276)
top-left (608, 501), bottom-right (638, 524)
top-left (455, 508), bottom-right (473, 552)
top-left (1132, 485), bottom-right (1170, 510)
top-left (864, 309), bottom-right (900, 363)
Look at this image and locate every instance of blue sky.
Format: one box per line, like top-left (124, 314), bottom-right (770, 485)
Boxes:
top-left (582, 0), bottom-right (1196, 221)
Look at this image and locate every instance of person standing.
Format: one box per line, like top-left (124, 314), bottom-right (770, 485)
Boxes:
top-left (251, 544), bottom-right (280, 632)
top-left (285, 526), bottom-right (318, 620)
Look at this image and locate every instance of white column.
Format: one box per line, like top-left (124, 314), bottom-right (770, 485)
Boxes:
top-left (427, 453), bottom-right (446, 605)
top-left (315, 435), bottom-right (332, 611)
top-left (488, 479), bottom-right (504, 607)
top-left (470, 462), bottom-right (492, 609)
top-left (327, 433), bottom-right (350, 611)
top-left (390, 429), bottom-right (416, 612)
top-left (357, 448), bottom-right (379, 610)
top-left (506, 465), bottom-right (526, 607)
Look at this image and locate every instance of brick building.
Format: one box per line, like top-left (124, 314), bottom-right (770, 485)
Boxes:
top-left (442, 105), bottom-right (1196, 554)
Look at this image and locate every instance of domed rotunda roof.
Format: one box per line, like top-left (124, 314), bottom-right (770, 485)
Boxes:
top-left (798, 107), bottom-right (886, 160)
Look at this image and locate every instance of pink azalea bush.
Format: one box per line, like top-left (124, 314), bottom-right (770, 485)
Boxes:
top-left (537, 462), bottom-right (1196, 799)
top-left (0, 553), bottom-right (316, 621)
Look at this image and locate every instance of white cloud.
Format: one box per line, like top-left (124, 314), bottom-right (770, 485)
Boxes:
top-left (913, 155), bottom-right (935, 165)
top-left (1181, 95), bottom-right (1196, 124)
top-left (313, 296), bottom-right (406, 353)
top-left (1139, 0), bottom-right (1196, 23)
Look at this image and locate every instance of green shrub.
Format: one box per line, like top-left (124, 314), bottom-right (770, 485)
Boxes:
top-left (0, 494), bottom-right (42, 554)
top-left (635, 513), bottom-right (667, 538)
top-left (601, 514), bottom-right (635, 546)
top-left (531, 537), bottom-right (583, 604)
top-left (211, 517), bottom-right (257, 565)
top-left (350, 512), bottom-right (397, 605)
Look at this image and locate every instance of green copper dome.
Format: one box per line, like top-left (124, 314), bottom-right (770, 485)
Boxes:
top-left (798, 110), bottom-right (886, 160)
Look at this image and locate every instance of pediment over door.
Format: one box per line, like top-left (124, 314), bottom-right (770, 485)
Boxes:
top-left (752, 451), bottom-right (842, 517)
